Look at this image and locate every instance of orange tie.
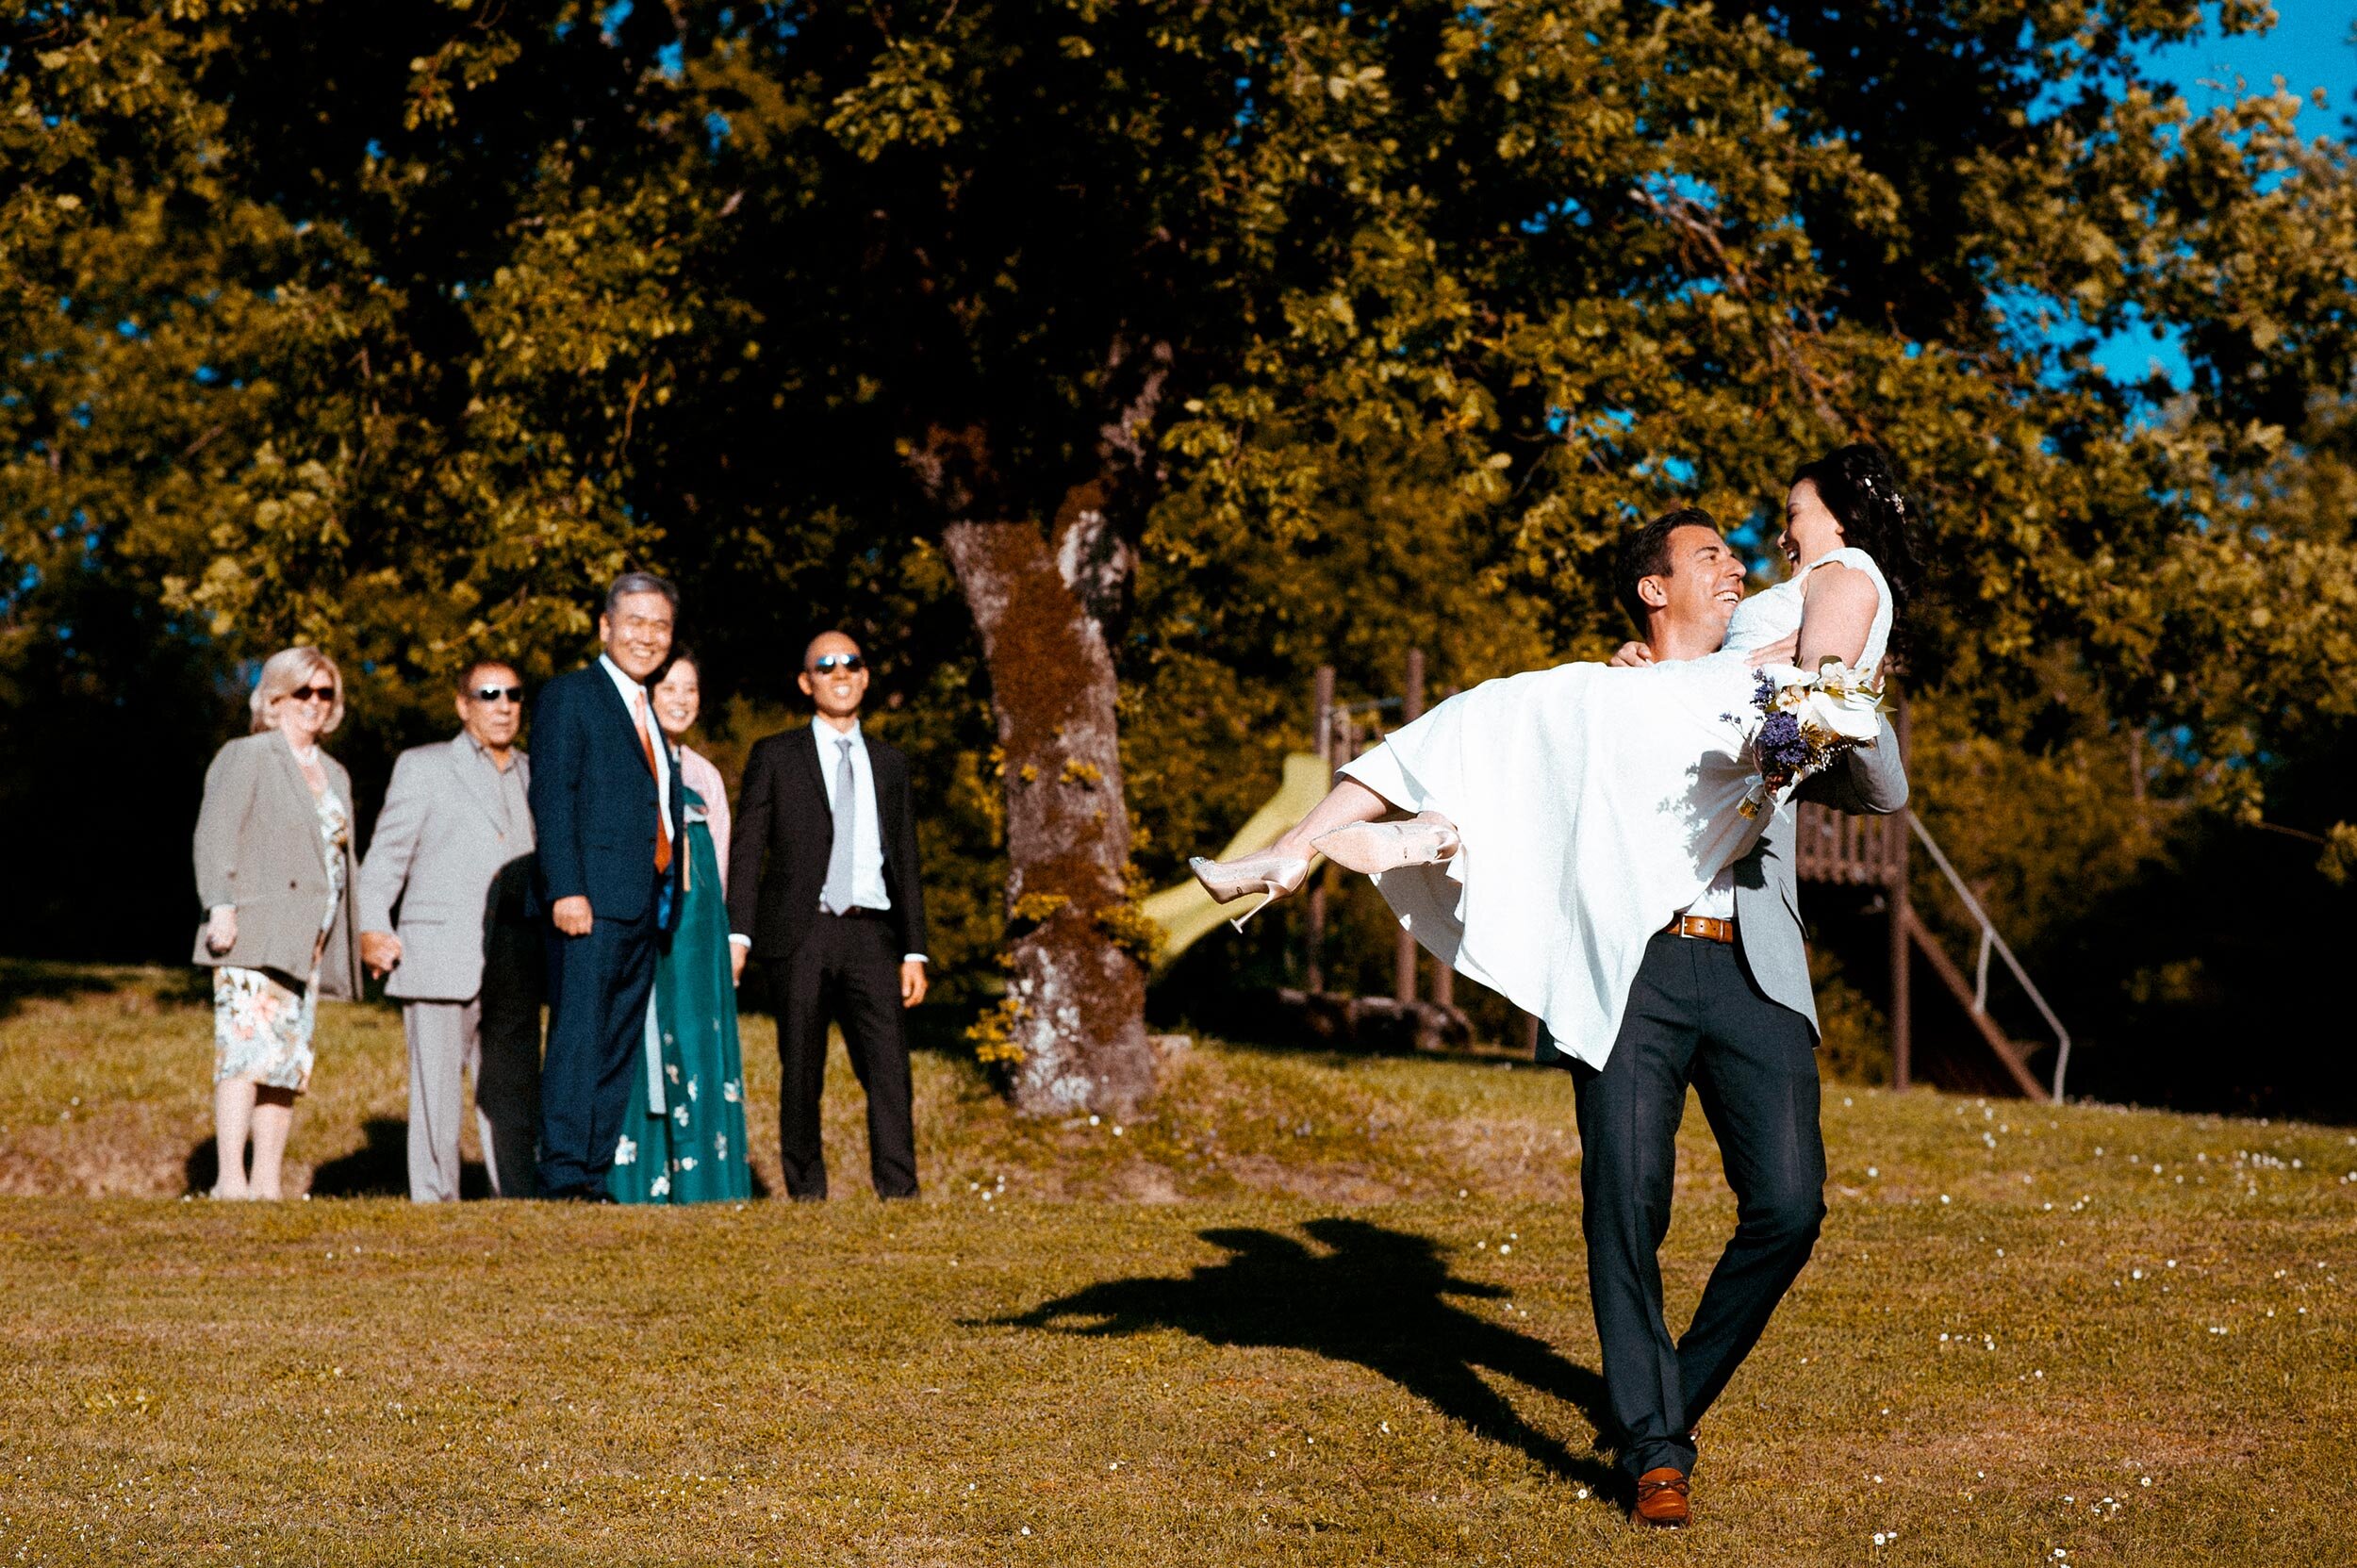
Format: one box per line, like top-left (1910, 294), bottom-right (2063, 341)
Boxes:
top-left (633, 691), bottom-right (673, 876)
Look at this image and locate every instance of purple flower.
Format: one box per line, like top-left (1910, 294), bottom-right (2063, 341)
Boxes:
top-left (1756, 710), bottom-right (1812, 771)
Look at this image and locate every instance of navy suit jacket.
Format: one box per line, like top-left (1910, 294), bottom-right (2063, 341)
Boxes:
top-left (527, 662), bottom-right (685, 929)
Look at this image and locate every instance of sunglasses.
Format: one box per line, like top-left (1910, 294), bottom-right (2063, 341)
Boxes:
top-left (809, 653), bottom-right (865, 674)
top-left (470, 685), bottom-right (525, 703)
top-left (282, 685), bottom-right (337, 704)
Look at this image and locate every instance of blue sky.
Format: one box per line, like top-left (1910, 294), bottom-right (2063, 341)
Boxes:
top-left (2144, 4), bottom-right (2357, 116)
top-left (2085, 4), bottom-right (2357, 388)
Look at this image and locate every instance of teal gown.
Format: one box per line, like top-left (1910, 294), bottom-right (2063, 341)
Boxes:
top-left (608, 789), bottom-right (752, 1203)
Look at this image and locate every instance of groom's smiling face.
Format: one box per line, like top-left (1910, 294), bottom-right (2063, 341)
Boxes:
top-left (1649, 524), bottom-right (1745, 641)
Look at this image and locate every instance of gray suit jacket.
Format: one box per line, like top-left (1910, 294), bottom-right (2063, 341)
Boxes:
top-left (190, 732), bottom-right (361, 999)
top-left (1731, 715), bottom-right (1909, 1036)
top-left (356, 735), bottom-right (538, 1002)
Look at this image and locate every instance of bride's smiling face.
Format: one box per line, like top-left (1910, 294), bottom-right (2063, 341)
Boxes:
top-left (1779, 479), bottom-right (1846, 568)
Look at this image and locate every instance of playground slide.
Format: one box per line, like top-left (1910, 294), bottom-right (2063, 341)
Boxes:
top-left (1140, 752), bottom-right (1332, 970)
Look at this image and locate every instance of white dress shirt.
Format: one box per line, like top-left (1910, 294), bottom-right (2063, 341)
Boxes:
top-left (1682, 867), bottom-right (1736, 922)
top-left (726, 717), bottom-right (925, 965)
top-left (598, 653), bottom-right (671, 851)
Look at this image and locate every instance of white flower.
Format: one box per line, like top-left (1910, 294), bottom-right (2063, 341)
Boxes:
top-left (674, 1106), bottom-right (690, 1127)
top-left (723, 1080), bottom-right (741, 1103)
top-left (650, 1175), bottom-right (670, 1197)
top-left (666, 1064), bottom-right (681, 1083)
top-left (680, 1156), bottom-right (697, 1172)
top-left (715, 1134), bottom-right (728, 1160)
top-left (614, 1136), bottom-right (637, 1167)
top-left (1797, 685), bottom-right (1883, 743)
top-left (686, 1079), bottom-right (701, 1102)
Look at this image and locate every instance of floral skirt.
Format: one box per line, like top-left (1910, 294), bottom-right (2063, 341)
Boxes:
top-left (213, 966), bottom-right (318, 1093)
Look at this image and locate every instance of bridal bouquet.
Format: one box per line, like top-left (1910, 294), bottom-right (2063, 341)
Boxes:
top-left (1738, 659), bottom-right (1887, 818)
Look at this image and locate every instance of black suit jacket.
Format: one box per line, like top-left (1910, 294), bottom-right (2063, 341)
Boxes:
top-left (526, 662), bottom-right (685, 929)
top-left (727, 724), bottom-right (928, 961)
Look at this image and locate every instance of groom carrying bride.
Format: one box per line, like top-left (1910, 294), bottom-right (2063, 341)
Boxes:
top-left (1570, 503), bottom-right (1907, 1524)
top-left (1194, 446), bottom-right (1920, 1526)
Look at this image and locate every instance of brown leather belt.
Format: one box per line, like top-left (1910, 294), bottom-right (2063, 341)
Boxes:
top-left (1663, 914), bottom-right (1735, 944)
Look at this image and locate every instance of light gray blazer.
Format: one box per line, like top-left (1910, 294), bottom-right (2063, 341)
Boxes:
top-left (1732, 715), bottom-right (1910, 1035)
top-left (355, 735), bottom-right (536, 1002)
top-left (190, 732), bottom-right (361, 999)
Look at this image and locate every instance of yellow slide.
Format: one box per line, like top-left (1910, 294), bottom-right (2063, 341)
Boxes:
top-left (1140, 752), bottom-right (1332, 971)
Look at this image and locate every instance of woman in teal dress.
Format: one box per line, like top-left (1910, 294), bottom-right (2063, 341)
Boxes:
top-left (608, 650), bottom-right (752, 1203)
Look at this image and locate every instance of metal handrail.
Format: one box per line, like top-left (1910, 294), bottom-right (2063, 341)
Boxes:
top-left (1904, 810), bottom-right (2074, 1102)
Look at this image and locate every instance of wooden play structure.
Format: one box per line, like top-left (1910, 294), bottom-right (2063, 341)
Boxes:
top-left (1146, 654), bottom-right (2074, 1099)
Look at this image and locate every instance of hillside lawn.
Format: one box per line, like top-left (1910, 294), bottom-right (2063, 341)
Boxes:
top-left (1, 962), bottom-right (2351, 1566)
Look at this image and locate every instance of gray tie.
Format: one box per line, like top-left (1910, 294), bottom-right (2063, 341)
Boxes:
top-left (820, 736), bottom-right (858, 915)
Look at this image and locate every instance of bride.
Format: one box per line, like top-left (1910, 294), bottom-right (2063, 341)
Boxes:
top-left (1191, 444), bottom-right (1920, 1066)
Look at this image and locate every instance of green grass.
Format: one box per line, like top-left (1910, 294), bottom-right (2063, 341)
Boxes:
top-left (2, 962), bottom-right (2353, 1565)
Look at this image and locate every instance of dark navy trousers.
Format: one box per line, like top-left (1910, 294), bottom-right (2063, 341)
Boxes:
top-left (1569, 931), bottom-right (1827, 1480)
top-left (538, 907), bottom-right (658, 1195)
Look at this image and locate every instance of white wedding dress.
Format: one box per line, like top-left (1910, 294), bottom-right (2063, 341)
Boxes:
top-left (1339, 547), bottom-right (1892, 1068)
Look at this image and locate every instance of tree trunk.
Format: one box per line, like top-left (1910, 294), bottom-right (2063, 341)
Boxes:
top-left (943, 486), bottom-right (1155, 1115)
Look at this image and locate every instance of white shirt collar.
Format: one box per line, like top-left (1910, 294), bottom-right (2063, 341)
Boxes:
top-left (812, 716), bottom-right (865, 749)
top-left (597, 652), bottom-right (647, 709)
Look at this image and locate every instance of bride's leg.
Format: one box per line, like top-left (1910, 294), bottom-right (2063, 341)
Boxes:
top-left (1268, 779), bottom-right (1394, 860)
top-left (1191, 780), bottom-right (1397, 916)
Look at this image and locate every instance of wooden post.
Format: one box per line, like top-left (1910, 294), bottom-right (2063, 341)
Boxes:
top-left (1888, 687), bottom-right (1913, 1092)
top-left (1307, 666), bottom-right (1334, 994)
top-left (1394, 650), bottom-right (1425, 1004)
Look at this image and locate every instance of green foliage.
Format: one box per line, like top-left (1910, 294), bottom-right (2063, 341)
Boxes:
top-left (5, 2), bottom-right (2355, 1054)
top-left (1810, 950), bottom-right (1894, 1089)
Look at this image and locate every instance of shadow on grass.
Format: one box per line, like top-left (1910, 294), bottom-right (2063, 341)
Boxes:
top-left (189, 1116), bottom-right (776, 1201)
top-left (0, 959), bottom-right (207, 1021)
top-left (187, 1118), bottom-right (495, 1199)
top-left (997, 1217), bottom-right (1619, 1493)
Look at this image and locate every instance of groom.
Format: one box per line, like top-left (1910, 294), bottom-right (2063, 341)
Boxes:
top-left (1564, 506), bottom-right (1908, 1526)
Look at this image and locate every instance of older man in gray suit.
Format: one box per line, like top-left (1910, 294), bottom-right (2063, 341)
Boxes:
top-left (357, 660), bottom-right (543, 1201)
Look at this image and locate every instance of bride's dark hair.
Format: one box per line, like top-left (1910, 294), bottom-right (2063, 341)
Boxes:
top-left (1788, 443), bottom-right (1922, 627)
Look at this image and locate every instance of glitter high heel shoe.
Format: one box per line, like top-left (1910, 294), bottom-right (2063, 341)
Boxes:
top-left (1311, 811), bottom-right (1461, 875)
top-left (1187, 850), bottom-right (1311, 933)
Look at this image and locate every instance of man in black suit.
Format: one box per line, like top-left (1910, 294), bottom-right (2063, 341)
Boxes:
top-left (728, 631), bottom-right (929, 1199)
top-left (528, 572), bottom-right (686, 1200)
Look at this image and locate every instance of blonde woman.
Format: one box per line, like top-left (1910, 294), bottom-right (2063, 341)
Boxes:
top-left (191, 647), bottom-right (362, 1199)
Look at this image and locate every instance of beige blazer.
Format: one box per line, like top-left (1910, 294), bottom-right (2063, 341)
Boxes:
top-left (355, 735), bottom-right (536, 1002)
top-left (191, 732), bottom-right (362, 999)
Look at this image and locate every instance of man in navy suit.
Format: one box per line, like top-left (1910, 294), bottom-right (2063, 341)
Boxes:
top-left (528, 571), bottom-right (686, 1200)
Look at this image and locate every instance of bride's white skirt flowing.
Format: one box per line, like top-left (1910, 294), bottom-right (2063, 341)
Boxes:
top-left (1338, 652), bottom-right (1767, 1069)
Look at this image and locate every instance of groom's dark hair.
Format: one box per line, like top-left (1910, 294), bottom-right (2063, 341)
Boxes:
top-left (1615, 507), bottom-right (1721, 628)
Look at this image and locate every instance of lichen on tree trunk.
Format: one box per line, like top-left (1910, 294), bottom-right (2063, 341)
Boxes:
top-left (944, 486), bottom-right (1155, 1115)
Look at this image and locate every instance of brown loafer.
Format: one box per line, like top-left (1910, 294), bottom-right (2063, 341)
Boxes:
top-left (1634, 1466), bottom-right (1690, 1527)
